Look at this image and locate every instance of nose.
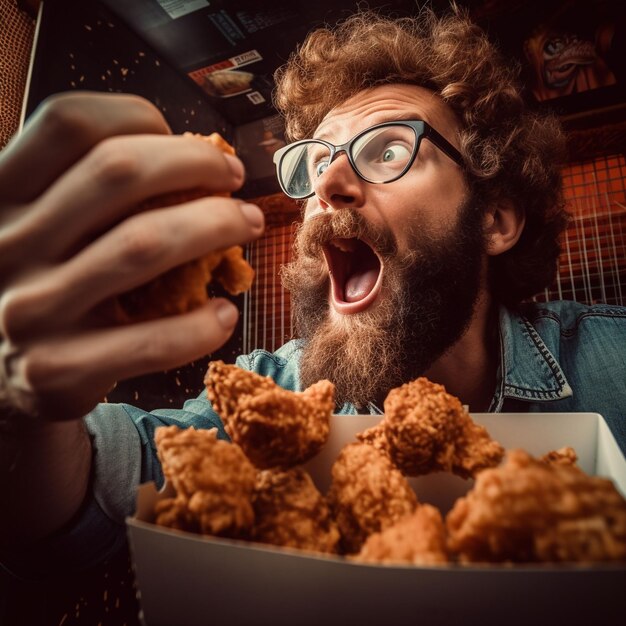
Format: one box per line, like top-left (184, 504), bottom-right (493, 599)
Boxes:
top-left (311, 151), bottom-right (365, 213)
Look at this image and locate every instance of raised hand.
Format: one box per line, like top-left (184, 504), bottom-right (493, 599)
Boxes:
top-left (0, 92), bottom-right (264, 421)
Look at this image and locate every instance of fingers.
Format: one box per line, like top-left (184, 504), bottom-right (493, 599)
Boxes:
top-left (0, 198), bottom-right (264, 341)
top-left (14, 133), bottom-right (246, 263)
top-left (0, 90), bottom-right (257, 423)
top-left (0, 92), bottom-right (171, 204)
top-left (8, 299), bottom-right (240, 421)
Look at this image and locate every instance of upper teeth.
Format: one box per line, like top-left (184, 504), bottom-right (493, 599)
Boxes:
top-left (331, 238), bottom-right (357, 252)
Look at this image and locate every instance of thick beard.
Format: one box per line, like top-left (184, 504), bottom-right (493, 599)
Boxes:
top-left (281, 200), bottom-right (486, 408)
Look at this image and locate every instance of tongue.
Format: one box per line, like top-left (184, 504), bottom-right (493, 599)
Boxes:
top-left (344, 268), bottom-right (379, 303)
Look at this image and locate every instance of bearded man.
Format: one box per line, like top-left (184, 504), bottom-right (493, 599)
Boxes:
top-left (1, 7), bottom-right (625, 576)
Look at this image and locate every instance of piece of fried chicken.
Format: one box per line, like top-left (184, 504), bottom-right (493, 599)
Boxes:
top-left (252, 467), bottom-right (340, 554)
top-left (205, 361), bottom-right (334, 469)
top-left (378, 377), bottom-right (504, 478)
top-left (327, 442), bottom-right (418, 554)
top-left (104, 133), bottom-right (254, 324)
top-left (354, 504), bottom-right (449, 565)
top-left (154, 425), bottom-right (256, 538)
top-left (113, 243), bottom-right (254, 323)
top-left (446, 449), bottom-right (626, 563)
top-left (540, 446), bottom-right (578, 466)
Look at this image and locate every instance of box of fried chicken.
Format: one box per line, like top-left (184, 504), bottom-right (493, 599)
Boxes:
top-left (127, 401), bottom-right (626, 626)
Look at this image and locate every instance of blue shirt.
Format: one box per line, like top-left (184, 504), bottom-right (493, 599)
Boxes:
top-left (6, 300), bottom-right (626, 576)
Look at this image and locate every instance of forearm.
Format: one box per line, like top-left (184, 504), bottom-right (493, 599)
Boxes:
top-left (0, 417), bottom-right (92, 547)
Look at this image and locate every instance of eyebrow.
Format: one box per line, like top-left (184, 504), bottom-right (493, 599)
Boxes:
top-left (314, 112), bottom-right (432, 141)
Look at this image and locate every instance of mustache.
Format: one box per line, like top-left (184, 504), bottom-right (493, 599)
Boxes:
top-left (293, 209), bottom-right (398, 259)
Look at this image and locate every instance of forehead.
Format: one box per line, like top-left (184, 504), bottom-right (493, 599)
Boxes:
top-left (314, 84), bottom-right (460, 142)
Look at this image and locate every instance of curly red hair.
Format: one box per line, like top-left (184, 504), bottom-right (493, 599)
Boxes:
top-left (273, 6), bottom-right (570, 306)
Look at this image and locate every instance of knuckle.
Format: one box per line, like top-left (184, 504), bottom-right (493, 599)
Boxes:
top-left (87, 138), bottom-right (142, 189)
top-left (38, 92), bottom-right (163, 134)
top-left (19, 347), bottom-right (56, 394)
top-left (116, 218), bottom-right (163, 267)
top-left (18, 350), bottom-right (42, 388)
top-left (37, 94), bottom-right (97, 145)
top-left (0, 288), bottom-right (27, 341)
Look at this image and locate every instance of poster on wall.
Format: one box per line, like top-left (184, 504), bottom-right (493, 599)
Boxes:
top-left (102, 0), bottom-right (313, 124)
top-left (518, 0), bottom-right (625, 115)
top-left (523, 4), bottom-right (618, 102)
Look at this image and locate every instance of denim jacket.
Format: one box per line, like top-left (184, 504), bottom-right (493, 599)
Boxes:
top-left (7, 300), bottom-right (626, 576)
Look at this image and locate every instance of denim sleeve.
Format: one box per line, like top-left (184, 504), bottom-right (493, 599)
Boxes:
top-left (85, 398), bottom-right (227, 525)
top-left (3, 344), bottom-right (302, 577)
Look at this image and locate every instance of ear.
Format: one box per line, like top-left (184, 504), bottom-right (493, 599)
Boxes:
top-left (482, 200), bottom-right (525, 256)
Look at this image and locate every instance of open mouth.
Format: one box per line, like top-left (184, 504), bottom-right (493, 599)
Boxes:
top-left (322, 238), bottom-right (384, 314)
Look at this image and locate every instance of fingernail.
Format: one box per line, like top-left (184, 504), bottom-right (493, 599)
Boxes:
top-left (224, 153), bottom-right (244, 181)
top-left (239, 203), bottom-right (265, 230)
top-left (215, 301), bottom-right (239, 329)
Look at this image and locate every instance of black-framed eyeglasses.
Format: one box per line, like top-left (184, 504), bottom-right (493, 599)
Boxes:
top-left (272, 119), bottom-right (464, 200)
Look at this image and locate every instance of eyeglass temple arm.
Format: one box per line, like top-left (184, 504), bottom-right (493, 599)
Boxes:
top-left (424, 126), bottom-right (464, 167)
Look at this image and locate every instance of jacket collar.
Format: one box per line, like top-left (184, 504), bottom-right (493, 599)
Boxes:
top-left (490, 305), bottom-right (573, 410)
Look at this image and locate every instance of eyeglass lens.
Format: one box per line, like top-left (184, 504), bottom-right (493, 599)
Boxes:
top-left (279, 124), bottom-right (418, 199)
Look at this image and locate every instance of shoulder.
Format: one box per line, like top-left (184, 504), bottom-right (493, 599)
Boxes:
top-left (517, 300), bottom-right (626, 334)
top-left (504, 301), bottom-right (626, 372)
top-left (235, 339), bottom-right (304, 391)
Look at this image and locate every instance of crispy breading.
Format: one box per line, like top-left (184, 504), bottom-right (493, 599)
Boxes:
top-left (383, 377), bottom-right (504, 478)
top-left (327, 442), bottom-right (418, 554)
top-left (540, 446), bottom-right (578, 466)
top-left (105, 132), bottom-right (254, 323)
top-left (356, 422), bottom-right (391, 457)
top-left (196, 131), bottom-right (236, 157)
top-left (209, 245), bottom-right (255, 296)
top-left (154, 425), bottom-right (256, 537)
top-left (446, 449), bottom-right (626, 563)
top-left (252, 467), bottom-right (340, 554)
top-left (355, 504), bottom-right (449, 565)
top-left (205, 361), bottom-right (334, 469)
top-left (151, 371), bottom-right (625, 567)
top-left (205, 359), bottom-right (276, 421)
top-left (154, 495), bottom-right (198, 533)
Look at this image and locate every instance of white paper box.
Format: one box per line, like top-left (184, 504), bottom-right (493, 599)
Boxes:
top-left (127, 413), bottom-right (626, 626)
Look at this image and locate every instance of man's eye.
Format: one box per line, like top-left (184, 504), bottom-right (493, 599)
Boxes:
top-left (315, 160), bottom-right (330, 176)
top-left (381, 143), bottom-right (411, 163)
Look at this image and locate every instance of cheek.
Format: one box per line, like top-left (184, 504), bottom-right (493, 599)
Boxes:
top-left (303, 199), bottom-right (323, 221)
top-left (378, 192), bottom-right (456, 252)
top-left (386, 169), bottom-right (468, 242)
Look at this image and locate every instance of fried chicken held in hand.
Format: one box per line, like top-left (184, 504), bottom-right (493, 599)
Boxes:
top-left (205, 361), bottom-right (334, 469)
top-left (113, 243), bottom-right (254, 323)
top-left (154, 425), bottom-right (256, 538)
top-left (105, 133), bottom-right (255, 324)
top-left (446, 449), bottom-right (626, 563)
top-left (355, 504), bottom-right (449, 565)
top-left (328, 442), bottom-right (418, 554)
top-left (252, 467), bottom-right (340, 554)
top-left (380, 377), bottom-right (504, 478)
